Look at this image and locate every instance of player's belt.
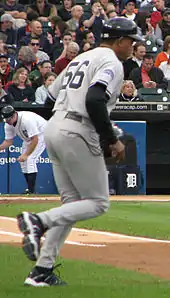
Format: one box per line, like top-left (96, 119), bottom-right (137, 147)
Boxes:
top-left (65, 112), bottom-right (82, 123)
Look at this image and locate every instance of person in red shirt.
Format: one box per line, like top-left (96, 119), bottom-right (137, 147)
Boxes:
top-left (150, 0), bottom-right (165, 29)
top-left (154, 35), bottom-right (170, 67)
top-left (0, 53), bottom-right (14, 89)
top-left (129, 54), bottom-right (168, 89)
top-left (54, 41), bottom-right (79, 75)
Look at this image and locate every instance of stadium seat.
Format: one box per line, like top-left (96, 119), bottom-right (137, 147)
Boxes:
top-left (167, 81), bottom-right (170, 101)
top-left (76, 0), bottom-right (85, 4)
top-left (144, 37), bottom-right (161, 57)
top-left (138, 87), bottom-right (170, 102)
top-left (167, 80), bottom-right (170, 93)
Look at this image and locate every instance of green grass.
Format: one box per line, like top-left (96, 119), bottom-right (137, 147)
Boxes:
top-left (1, 245), bottom-right (170, 298)
top-left (1, 201), bottom-right (170, 239)
top-left (77, 201), bottom-right (170, 240)
top-left (1, 201), bottom-right (170, 297)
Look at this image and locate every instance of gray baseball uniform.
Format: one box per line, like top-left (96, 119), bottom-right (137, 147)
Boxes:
top-left (35, 47), bottom-right (123, 268)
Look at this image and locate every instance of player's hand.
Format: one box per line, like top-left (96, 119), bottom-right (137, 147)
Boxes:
top-left (17, 154), bottom-right (28, 162)
top-left (109, 140), bottom-right (125, 163)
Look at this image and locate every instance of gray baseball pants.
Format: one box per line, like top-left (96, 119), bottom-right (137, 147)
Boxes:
top-left (36, 111), bottom-right (110, 268)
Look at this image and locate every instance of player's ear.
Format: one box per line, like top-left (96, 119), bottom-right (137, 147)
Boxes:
top-left (116, 37), bottom-right (124, 46)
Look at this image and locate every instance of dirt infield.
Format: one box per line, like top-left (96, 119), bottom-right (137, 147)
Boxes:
top-left (1, 196), bottom-right (170, 280)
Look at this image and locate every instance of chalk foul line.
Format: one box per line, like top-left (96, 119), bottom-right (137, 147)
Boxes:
top-left (0, 231), bottom-right (106, 247)
top-left (1, 216), bottom-right (170, 245)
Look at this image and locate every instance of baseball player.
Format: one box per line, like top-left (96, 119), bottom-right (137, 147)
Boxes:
top-left (17, 17), bottom-right (142, 286)
top-left (0, 105), bottom-right (47, 194)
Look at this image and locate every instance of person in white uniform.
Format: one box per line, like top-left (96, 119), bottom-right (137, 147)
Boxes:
top-left (0, 105), bottom-right (47, 194)
top-left (17, 17), bottom-right (142, 287)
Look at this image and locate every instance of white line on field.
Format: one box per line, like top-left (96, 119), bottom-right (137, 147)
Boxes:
top-left (0, 231), bottom-right (22, 237)
top-left (0, 230), bottom-right (105, 247)
top-left (1, 196), bottom-right (170, 202)
top-left (1, 216), bottom-right (170, 244)
top-left (0, 216), bottom-right (16, 221)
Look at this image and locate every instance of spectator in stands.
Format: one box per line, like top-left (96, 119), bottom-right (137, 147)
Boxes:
top-left (123, 42), bottom-right (146, 79)
top-left (159, 56), bottom-right (170, 79)
top-left (29, 36), bottom-right (50, 64)
top-left (70, 29), bottom-right (76, 41)
top-left (155, 8), bottom-right (170, 44)
top-left (99, 0), bottom-right (110, 11)
top-left (49, 15), bottom-right (62, 34)
top-left (0, 73), bottom-right (12, 103)
top-left (35, 71), bottom-right (57, 104)
top-left (0, 53), bottom-right (14, 89)
top-left (113, 0), bottom-right (121, 14)
top-left (85, 30), bottom-right (96, 47)
top-left (17, 11), bottom-right (39, 47)
top-left (81, 40), bottom-right (91, 52)
top-left (58, 0), bottom-right (75, 22)
top-left (83, 2), bottom-right (107, 46)
top-left (26, 0), bottom-right (57, 23)
top-left (66, 5), bottom-right (84, 31)
top-left (154, 35), bottom-right (170, 67)
top-left (105, 2), bottom-right (117, 16)
top-left (0, 13), bottom-right (17, 46)
top-left (17, 46), bottom-right (37, 72)
top-left (121, 0), bottom-right (138, 22)
top-left (106, 3), bottom-right (117, 19)
top-left (7, 67), bottom-right (35, 102)
top-left (19, 20), bottom-right (52, 56)
top-left (49, 21), bottom-right (69, 61)
top-left (0, 0), bottom-right (27, 28)
top-left (137, 13), bottom-right (156, 40)
top-left (51, 19), bottom-right (68, 39)
top-left (29, 60), bottom-right (52, 90)
top-left (54, 41), bottom-right (79, 75)
top-left (80, 30), bottom-right (96, 51)
top-left (117, 80), bottom-right (140, 102)
top-left (129, 54), bottom-right (168, 89)
top-left (53, 30), bottom-right (72, 62)
top-left (0, 42), bottom-right (17, 68)
top-left (66, 5), bottom-right (89, 46)
top-left (150, 0), bottom-right (165, 29)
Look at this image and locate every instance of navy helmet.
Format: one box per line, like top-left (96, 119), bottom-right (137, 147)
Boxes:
top-left (101, 17), bottom-right (143, 41)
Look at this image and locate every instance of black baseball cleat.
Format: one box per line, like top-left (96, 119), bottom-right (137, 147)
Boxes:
top-left (22, 189), bottom-right (33, 195)
top-left (24, 266), bottom-right (67, 287)
top-left (17, 212), bottom-right (46, 261)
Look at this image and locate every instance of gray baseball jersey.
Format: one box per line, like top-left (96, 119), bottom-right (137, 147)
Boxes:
top-left (49, 47), bottom-right (123, 115)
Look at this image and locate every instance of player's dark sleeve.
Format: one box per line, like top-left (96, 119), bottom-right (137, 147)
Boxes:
top-left (85, 83), bottom-right (118, 144)
top-left (44, 92), bottom-right (56, 110)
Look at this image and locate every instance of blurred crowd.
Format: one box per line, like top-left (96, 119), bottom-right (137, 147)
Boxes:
top-left (0, 0), bottom-right (169, 105)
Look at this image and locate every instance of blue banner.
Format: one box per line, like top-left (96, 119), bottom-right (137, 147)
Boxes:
top-left (0, 121), bottom-right (146, 194)
top-left (114, 121), bottom-right (146, 194)
top-left (0, 123), bottom-right (8, 194)
top-left (0, 122), bottom-right (57, 194)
